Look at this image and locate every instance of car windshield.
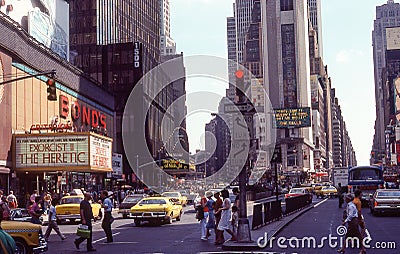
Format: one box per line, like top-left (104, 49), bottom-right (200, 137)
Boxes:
top-left (61, 197), bottom-right (83, 204)
top-left (162, 192), bottom-right (179, 197)
top-left (290, 189), bottom-right (304, 193)
top-left (140, 199), bottom-right (167, 205)
top-left (124, 196), bottom-right (141, 203)
top-left (377, 191), bottom-right (400, 197)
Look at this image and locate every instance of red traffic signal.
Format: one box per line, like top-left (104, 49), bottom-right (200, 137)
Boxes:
top-left (235, 70), bottom-right (244, 79)
top-left (46, 78), bottom-right (57, 101)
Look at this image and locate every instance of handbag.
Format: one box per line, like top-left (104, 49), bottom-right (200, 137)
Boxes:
top-left (76, 224), bottom-right (90, 239)
top-left (195, 205), bottom-right (204, 221)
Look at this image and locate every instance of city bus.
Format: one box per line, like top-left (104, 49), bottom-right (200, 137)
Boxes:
top-left (348, 165), bottom-right (384, 206)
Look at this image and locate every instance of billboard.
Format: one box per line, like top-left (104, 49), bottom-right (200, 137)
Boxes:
top-left (14, 132), bottom-right (112, 171)
top-left (0, 0), bottom-right (69, 59)
top-left (386, 27), bottom-right (400, 50)
top-left (273, 107), bottom-right (311, 129)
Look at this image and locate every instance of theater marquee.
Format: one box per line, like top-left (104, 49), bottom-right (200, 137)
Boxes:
top-left (13, 132), bottom-right (112, 172)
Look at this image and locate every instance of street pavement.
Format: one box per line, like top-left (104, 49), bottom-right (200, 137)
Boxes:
top-left (42, 198), bottom-right (400, 254)
top-left (260, 198), bottom-right (400, 254)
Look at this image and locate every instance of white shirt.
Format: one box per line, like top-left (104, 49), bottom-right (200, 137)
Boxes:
top-left (345, 201), bottom-right (358, 223)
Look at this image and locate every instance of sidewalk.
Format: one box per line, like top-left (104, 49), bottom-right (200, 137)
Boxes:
top-left (222, 198), bottom-right (327, 251)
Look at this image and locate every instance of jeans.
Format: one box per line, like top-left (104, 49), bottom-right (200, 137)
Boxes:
top-left (200, 212), bottom-right (209, 239)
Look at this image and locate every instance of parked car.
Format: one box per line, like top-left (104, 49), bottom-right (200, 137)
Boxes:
top-left (161, 191), bottom-right (187, 206)
top-left (369, 189), bottom-right (400, 216)
top-left (1, 220), bottom-right (48, 254)
top-left (55, 195), bottom-right (102, 224)
top-left (118, 194), bottom-right (143, 219)
top-left (130, 197), bottom-right (183, 226)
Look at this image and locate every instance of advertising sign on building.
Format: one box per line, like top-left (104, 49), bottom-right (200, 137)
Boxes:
top-left (0, 0), bottom-right (70, 59)
top-left (112, 153), bottom-right (123, 177)
top-left (273, 107), bottom-right (311, 128)
top-left (133, 42), bottom-right (142, 69)
top-left (386, 27), bottom-right (400, 50)
top-left (14, 133), bottom-right (112, 172)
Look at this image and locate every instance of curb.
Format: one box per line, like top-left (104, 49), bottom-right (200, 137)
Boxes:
top-left (267, 198), bottom-right (328, 241)
top-left (222, 198), bottom-right (328, 251)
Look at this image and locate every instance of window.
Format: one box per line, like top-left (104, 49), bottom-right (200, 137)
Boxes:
top-left (281, 0), bottom-right (293, 11)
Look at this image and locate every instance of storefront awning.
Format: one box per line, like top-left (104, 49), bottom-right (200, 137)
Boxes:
top-left (0, 167), bottom-right (10, 174)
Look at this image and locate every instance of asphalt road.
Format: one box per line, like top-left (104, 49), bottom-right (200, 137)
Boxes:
top-left (44, 206), bottom-right (226, 254)
top-left (263, 198), bottom-right (400, 254)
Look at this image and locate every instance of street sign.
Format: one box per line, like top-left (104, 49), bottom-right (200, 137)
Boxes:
top-left (224, 103), bottom-right (254, 113)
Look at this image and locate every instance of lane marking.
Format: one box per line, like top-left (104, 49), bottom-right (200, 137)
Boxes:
top-left (313, 198), bottom-right (328, 208)
top-left (92, 232), bottom-right (120, 243)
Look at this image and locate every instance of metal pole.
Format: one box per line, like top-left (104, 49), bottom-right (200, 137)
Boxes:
top-left (274, 162), bottom-right (279, 201)
top-left (237, 163), bottom-right (251, 242)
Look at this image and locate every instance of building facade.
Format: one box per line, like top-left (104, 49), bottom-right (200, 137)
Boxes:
top-left (372, 0), bottom-right (400, 163)
top-left (0, 11), bottom-right (114, 195)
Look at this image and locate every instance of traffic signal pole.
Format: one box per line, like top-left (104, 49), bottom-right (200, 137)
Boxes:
top-left (235, 70), bottom-right (253, 243)
top-left (0, 70), bottom-right (56, 86)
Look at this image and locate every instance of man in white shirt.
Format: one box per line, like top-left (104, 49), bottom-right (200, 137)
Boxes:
top-left (44, 199), bottom-right (66, 241)
top-left (100, 191), bottom-right (113, 243)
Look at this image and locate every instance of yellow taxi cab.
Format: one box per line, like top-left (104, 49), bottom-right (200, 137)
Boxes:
top-left (1, 220), bottom-right (48, 253)
top-left (161, 191), bottom-right (188, 206)
top-left (55, 195), bottom-right (102, 223)
top-left (318, 186), bottom-right (338, 198)
top-left (130, 196), bottom-right (183, 226)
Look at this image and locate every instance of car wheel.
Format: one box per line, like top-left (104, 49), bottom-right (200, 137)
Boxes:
top-left (122, 214), bottom-right (128, 219)
top-left (166, 213), bottom-right (173, 224)
top-left (14, 238), bottom-right (28, 254)
top-left (56, 219), bottom-right (62, 225)
top-left (134, 219), bottom-right (141, 227)
top-left (176, 211), bottom-right (182, 221)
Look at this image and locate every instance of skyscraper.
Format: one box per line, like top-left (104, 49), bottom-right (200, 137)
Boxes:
top-left (261, 0), bottom-right (314, 176)
top-left (160, 0), bottom-right (176, 55)
top-left (372, 0), bottom-right (400, 162)
top-left (69, 0), bottom-right (177, 183)
top-left (307, 0), bottom-right (323, 58)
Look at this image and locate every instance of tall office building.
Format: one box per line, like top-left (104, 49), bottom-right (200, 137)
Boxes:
top-left (261, 0), bottom-right (314, 177)
top-left (307, 0), bottom-right (323, 58)
top-left (69, 0), bottom-right (177, 183)
top-left (160, 0), bottom-right (176, 55)
top-left (372, 0), bottom-right (400, 162)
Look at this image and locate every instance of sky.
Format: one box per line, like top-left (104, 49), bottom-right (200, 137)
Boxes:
top-left (169, 0), bottom-right (388, 165)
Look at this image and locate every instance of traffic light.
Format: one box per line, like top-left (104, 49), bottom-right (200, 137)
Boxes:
top-left (235, 69), bottom-right (245, 102)
top-left (46, 78), bottom-right (57, 101)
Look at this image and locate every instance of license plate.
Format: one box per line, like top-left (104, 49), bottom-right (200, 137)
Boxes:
top-left (143, 213), bottom-right (151, 216)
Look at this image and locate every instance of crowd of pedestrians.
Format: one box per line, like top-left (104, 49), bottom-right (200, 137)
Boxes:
top-left (196, 188), bottom-right (239, 244)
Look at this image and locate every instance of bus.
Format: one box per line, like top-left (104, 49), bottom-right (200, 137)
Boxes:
top-left (348, 165), bottom-right (384, 206)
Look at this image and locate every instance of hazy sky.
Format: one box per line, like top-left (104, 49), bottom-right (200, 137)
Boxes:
top-left (169, 0), bottom-right (387, 165)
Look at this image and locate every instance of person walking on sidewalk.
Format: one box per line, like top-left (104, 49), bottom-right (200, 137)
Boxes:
top-left (215, 189), bottom-right (236, 244)
top-left (74, 193), bottom-right (96, 252)
top-left (198, 190), bottom-right (209, 241)
top-left (99, 190), bottom-right (113, 243)
top-left (44, 199), bottom-right (66, 241)
top-left (205, 191), bottom-right (215, 239)
top-left (213, 192), bottom-right (224, 244)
